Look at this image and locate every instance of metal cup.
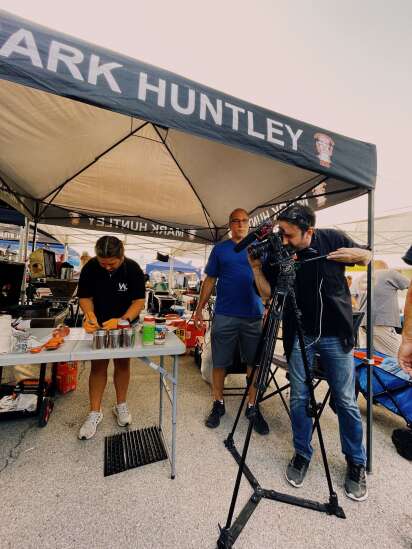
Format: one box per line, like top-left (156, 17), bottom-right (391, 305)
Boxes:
top-left (121, 328), bottom-right (134, 348)
top-left (108, 329), bottom-right (121, 349)
top-left (93, 330), bottom-right (107, 350)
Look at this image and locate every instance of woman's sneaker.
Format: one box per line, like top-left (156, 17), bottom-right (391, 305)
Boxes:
top-left (344, 460), bottom-right (368, 501)
top-left (113, 402), bottom-right (132, 426)
top-left (78, 411), bottom-right (103, 440)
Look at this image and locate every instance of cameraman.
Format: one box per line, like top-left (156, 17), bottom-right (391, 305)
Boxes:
top-left (249, 204), bottom-right (372, 502)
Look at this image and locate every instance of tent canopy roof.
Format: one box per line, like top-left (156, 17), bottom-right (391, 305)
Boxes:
top-left (0, 10), bottom-right (377, 243)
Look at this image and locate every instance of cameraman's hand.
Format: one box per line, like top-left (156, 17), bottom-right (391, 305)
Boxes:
top-left (194, 308), bottom-right (206, 331)
top-left (247, 252), bottom-right (262, 272)
top-left (327, 247), bottom-right (370, 265)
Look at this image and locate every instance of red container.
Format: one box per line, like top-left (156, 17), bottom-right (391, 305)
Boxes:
top-left (172, 319), bottom-right (186, 343)
top-left (185, 320), bottom-right (205, 348)
top-left (56, 361), bottom-right (78, 394)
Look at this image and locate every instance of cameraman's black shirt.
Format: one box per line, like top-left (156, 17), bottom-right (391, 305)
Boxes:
top-left (78, 257), bottom-right (145, 325)
top-left (263, 229), bottom-right (362, 358)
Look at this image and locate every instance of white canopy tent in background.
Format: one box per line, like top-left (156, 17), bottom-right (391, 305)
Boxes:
top-left (37, 224), bottom-right (210, 270)
top-left (332, 211), bottom-right (412, 268)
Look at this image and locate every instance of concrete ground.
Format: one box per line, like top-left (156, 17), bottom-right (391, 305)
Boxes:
top-left (0, 355), bottom-right (411, 549)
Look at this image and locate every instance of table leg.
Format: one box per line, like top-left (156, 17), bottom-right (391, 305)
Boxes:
top-left (36, 362), bottom-right (47, 414)
top-left (171, 355), bottom-right (178, 479)
top-left (159, 356), bottom-right (164, 430)
top-left (50, 363), bottom-right (58, 397)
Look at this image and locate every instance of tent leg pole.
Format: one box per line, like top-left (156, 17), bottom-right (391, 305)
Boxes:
top-left (31, 221), bottom-right (38, 252)
top-left (366, 190), bottom-right (374, 473)
top-left (19, 217), bottom-right (30, 303)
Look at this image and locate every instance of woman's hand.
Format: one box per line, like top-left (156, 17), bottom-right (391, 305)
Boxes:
top-left (102, 318), bottom-right (120, 331)
top-left (83, 311), bottom-right (99, 333)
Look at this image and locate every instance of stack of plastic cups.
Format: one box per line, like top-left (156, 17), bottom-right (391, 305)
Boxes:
top-left (142, 316), bottom-right (155, 346)
top-left (0, 315), bottom-right (12, 353)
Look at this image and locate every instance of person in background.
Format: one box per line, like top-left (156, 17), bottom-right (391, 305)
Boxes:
top-left (194, 208), bottom-right (269, 435)
top-left (359, 260), bottom-right (409, 357)
top-left (346, 274), bottom-right (359, 309)
top-left (80, 251), bottom-right (92, 269)
top-left (77, 236), bottom-right (145, 440)
top-left (398, 246), bottom-right (412, 377)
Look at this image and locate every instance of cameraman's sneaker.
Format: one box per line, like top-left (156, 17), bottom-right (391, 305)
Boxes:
top-left (285, 453), bottom-right (310, 487)
top-left (113, 402), bottom-right (132, 426)
top-left (344, 460), bottom-right (368, 501)
top-left (78, 411), bottom-right (103, 440)
top-left (205, 400), bottom-right (225, 428)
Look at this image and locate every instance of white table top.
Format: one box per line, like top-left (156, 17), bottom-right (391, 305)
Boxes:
top-left (0, 328), bottom-right (186, 367)
top-left (0, 328), bottom-right (77, 366)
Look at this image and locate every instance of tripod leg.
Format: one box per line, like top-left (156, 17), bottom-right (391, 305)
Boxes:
top-left (222, 294), bottom-right (285, 529)
top-left (226, 296), bottom-right (279, 440)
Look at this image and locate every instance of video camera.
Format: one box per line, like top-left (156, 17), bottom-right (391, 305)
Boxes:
top-left (235, 219), bottom-right (294, 266)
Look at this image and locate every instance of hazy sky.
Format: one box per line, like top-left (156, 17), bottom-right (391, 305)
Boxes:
top-left (1, 0), bottom-right (411, 225)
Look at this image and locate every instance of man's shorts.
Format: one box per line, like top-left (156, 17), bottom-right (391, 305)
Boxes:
top-left (211, 314), bottom-right (262, 369)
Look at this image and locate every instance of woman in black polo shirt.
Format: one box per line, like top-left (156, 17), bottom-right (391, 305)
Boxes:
top-left (77, 236), bottom-right (145, 440)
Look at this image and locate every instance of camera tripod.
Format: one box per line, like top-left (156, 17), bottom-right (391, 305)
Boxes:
top-left (217, 253), bottom-right (345, 549)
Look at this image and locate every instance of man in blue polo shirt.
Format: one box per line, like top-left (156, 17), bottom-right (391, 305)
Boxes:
top-left (194, 208), bottom-right (269, 434)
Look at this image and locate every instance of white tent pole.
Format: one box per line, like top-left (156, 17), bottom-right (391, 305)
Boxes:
top-left (18, 217), bottom-right (29, 263)
top-left (168, 251), bottom-right (174, 291)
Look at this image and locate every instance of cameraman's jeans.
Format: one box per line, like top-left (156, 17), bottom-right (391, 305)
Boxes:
top-left (288, 335), bottom-right (366, 466)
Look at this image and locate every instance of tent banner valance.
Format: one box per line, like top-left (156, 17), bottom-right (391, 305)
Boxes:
top-left (19, 204), bottom-right (216, 244)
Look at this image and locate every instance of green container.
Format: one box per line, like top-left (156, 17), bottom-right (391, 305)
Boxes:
top-left (142, 322), bottom-right (155, 346)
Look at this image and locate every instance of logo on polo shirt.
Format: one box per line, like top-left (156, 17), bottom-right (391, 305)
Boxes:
top-left (118, 282), bottom-right (128, 292)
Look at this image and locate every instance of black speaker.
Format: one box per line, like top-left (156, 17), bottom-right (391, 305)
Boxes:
top-left (156, 252), bottom-right (169, 262)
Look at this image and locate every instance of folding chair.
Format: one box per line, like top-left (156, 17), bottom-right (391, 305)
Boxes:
top-left (355, 350), bottom-right (412, 428)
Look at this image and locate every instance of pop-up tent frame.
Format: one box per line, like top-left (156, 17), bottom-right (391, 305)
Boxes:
top-left (0, 10), bottom-right (377, 468)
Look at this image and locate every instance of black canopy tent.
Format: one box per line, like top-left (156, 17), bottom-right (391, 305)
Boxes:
top-left (0, 10), bottom-right (377, 467)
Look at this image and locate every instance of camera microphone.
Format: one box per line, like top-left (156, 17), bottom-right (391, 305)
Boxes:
top-left (234, 220), bottom-right (273, 253)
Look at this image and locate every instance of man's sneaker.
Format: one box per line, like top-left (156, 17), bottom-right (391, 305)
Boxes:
top-left (205, 400), bottom-right (225, 428)
top-left (113, 402), bottom-right (132, 427)
top-left (245, 405), bottom-right (269, 435)
top-left (285, 453), bottom-right (310, 487)
top-left (344, 461), bottom-right (368, 501)
top-left (78, 411), bottom-right (103, 440)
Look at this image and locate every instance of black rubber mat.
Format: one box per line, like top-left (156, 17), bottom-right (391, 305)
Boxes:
top-left (104, 426), bottom-right (168, 476)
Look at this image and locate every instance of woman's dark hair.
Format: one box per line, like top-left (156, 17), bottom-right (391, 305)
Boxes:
top-left (278, 204), bottom-right (316, 232)
top-left (95, 236), bottom-right (124, 259)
